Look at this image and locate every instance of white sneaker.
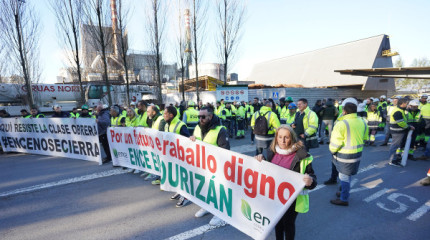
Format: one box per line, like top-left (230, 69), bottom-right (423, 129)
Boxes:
top-left (133, 170), bottom-right (141, 174)
top-left (127, 168), bottom-right (134, 173)
top-left (209, 216), bottom-right (226, 226)
top-left (195, 208), bottom-right (209, 218)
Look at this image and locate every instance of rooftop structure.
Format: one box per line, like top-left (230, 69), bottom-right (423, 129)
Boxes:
top-left (248, 34), bottom-right (396, 90)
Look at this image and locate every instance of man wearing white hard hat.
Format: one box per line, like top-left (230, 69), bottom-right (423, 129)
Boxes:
top-left (388, 98), bottom-right (415, 167)
top-left (324, 98), bottom-right (358, 185)
top-left (405, 100), bottom-right (423, 160)
top-left (329, 98), bottom-right (368, 206)
top-left (381, 96), bottom-right (401, 146)
top-left (377, 95), bottom-right (388, 131)
top-left (419, 94), bottom-right (430, 146)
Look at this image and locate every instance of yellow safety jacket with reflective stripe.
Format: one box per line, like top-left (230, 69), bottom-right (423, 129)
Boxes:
top-left (245, 105), bottom-right (254, 118)
top-left (296, 156), bottom-right (313, 213)
top-left (126, 116), bottom-right (138, 127)
top-left (151, 115), bottom-right (163, 130)
top-left (250, 106), bottom-right (281, 135)
top-left (30, 114), bottom-right (45, 118)
top-left (366, 110), bottom-right (381, 129)
top-left (406, 110), bottom-right (421, 123)
top-left (236, 106), bottom-right (246, 118)
top-left (329, 113), bottom-right (368, 163)
top-left (137, 111), bottom-right (148, 127)
top-left (420, 104), bottom-right (430, 120)
top-left (184, 107), bottom-right (199, 129)
top-left (193, 125), bottom-right (224, 146)
top-left (301, 107), bottom-right (319, 137)
top-left (280, 106), bottom-right (288, 122)
top-left (165, 117), bottom-right (186, 134)
top-left (111, 115), bottom-right (125, 127)
top-left (70, 112), bottom-right (80, 118)
top-left (389, 107), bottom-right (408, 132)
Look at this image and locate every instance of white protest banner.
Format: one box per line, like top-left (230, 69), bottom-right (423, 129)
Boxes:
top-left (0, 118), bottom-right (101, 164)
top-left (108, 127), bottom-right (162, 176)
top-left (107, 127), bottom-right (305, 240)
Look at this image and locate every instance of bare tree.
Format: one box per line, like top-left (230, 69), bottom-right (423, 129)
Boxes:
top-left (190, 0), bottom-right (208, 103)
top-left (145, 0), bottom-right (167, 104)
top-left (82, 0), bottom-right (113, 106)
top-left (172, 0), bottom-right (188, 101)
top-left (395, 57), bottom-right (430, 91)
top-left (0, 0), bottom-right (41, 107)
top-left (49, 0), bottom-right (86, 105)
top-left (116, 0), bottom-right (132, 106)
top-left (215, 0), bottom-right (246, 84)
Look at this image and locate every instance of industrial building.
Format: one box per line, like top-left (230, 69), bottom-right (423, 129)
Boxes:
top-left (248, 34), bottom-right (396, 91)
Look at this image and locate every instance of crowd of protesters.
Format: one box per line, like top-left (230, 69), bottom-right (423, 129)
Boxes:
top-left (1, 93), bottom-right (430, 240)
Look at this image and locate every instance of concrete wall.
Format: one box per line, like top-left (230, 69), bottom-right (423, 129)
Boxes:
top-left (164, 87), bottom-right (388, 106)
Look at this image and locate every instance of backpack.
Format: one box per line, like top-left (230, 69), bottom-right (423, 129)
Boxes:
top-left (253, 111), bottom-right (271, 135)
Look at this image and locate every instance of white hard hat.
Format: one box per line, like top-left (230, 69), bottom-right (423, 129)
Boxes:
top-left (373, 98), bottom-right (380, 103)
top-left (422, 94), bottom-right (428, 99)
top-left (409, 100), bottom-right (419, 106)
top-left (357, 102), bottom-right (366, 112)
top-left (387, 98), bottom-right (392, 102)
top-left (380, 95), bottom-right (386, 99)
top-left (341, 97), bottom-right (358, 107)
top-left (130, 102), bottom-right (136, 106)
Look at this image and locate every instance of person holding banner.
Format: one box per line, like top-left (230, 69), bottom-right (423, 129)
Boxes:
top-left (20, 109), bottom-right (31, 118)
top-left (255, 125), bottom-right (316, 240)
top-left (51, 105), bottom-right (70, 118)
top-left (124, 108), bottom-right (139, 127)
top-left (110, 106), bottom-right (125, 127)
top-left (191, 106), bottom-right (231, 227)
top-left (29, 106), bottom-right (45, 118)
top-left (163, 106), bottom-right (191, 207)
top-left (96, 103), bottom-right (112, 164)
top-left (136, 100), bottom-right (149, 127)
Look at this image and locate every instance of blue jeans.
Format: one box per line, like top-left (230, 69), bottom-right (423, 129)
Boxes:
top-left (339, 173), bottom-right (351, 202)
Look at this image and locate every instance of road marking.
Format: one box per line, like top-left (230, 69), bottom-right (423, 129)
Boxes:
top-left (230, 144), bottom-right (255, 154)
top-left (363, 188), bottom-right (392, 203)
top-left (407, 200), bottom-right (430, 221)
top-left (0, 169), bottom-right (127, 198)
top-left (165, 223), bottom-right (227, 240)
top-left (166, 163), bottom-right (379, 240)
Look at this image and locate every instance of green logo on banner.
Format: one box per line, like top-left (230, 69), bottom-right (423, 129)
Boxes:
top-left (241, 199), bottom-right (252, 221)
top-left (113, 149), bottom-right (118, 158)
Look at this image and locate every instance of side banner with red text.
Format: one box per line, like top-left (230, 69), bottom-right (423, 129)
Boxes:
top-left (107, 127), bottom-right (305, 240)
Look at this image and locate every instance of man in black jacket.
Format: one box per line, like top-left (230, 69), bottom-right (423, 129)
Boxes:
top-left (191, 106), bottom-right (230, 227)
top-left (51, 105), bottom-right (70, 118)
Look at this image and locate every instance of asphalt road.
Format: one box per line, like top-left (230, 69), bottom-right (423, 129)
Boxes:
top-left (1, 132), bottom-right (429, 240)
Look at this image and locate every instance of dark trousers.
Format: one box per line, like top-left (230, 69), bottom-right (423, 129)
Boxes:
top-left (389, 133), bottom-right (407, 162)
top-left (383, 124), bottom-right (391, 144)
top-left (99, 134), bottom-right (112, 161)
top-left (330, 162), bottom-right (339, 180)
top-left (275, 202), bottom-right (299, 240)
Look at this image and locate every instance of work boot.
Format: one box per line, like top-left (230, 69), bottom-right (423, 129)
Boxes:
top-left (330, 198), bottom-right (349, 206)
top-left (389, 161), bottom-right (402, 167)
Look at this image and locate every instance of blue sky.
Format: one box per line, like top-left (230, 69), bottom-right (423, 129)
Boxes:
top-left (37, 0), bottom-right (430, 83)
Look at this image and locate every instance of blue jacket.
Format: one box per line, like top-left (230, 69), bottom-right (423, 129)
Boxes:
top-left (97, 108), bottom-right (111, 135)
